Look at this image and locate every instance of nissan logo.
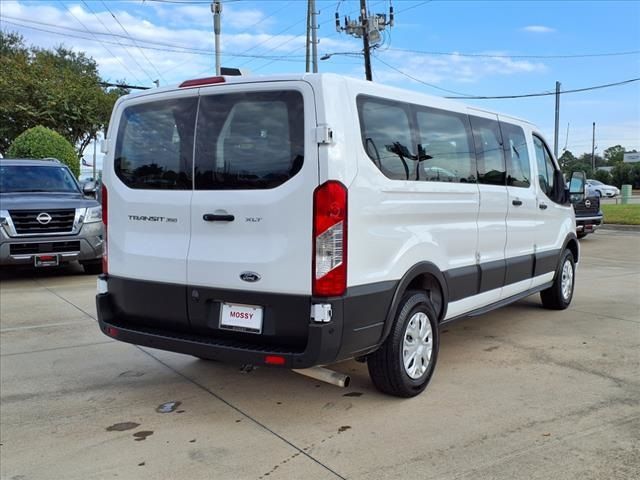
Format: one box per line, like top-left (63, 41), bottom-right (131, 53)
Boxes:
top-left (585, 200), bottom-right (592, 208)
top-left (240, 272), bottom-right (261, 283)
top-left (36, 212), bottom-right (52, 225)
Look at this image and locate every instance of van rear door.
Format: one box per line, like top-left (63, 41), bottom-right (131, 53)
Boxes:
top-left (186, 82), bottom-right (317, 329)
top-left (106, 89), bottom-right (198, 330)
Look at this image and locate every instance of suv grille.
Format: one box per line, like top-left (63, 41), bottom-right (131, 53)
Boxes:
top-left (9, 209), bottom-right (76, 234)
top-left (10, 241), bottom-right (81, 255)
top-left (574, 196), bottom-right (600, 215)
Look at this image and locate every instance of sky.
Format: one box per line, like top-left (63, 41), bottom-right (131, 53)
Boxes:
top-left (1, 0), bottom-right (639, 172)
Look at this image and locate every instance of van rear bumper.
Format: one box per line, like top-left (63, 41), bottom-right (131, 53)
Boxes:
top-left (96, 276), bottom-right (396, 369)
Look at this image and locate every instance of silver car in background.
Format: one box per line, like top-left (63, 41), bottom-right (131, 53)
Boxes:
top-left (586, 179), bottom-right (620, 198)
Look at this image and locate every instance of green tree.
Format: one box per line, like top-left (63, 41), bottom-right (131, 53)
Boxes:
top-left (0, 31), bottom-right (127, 156)
top-left (560, 150), bottom-right (592, 176)
top-left (7, 126), bottom-right (80, 177)
top-left (592, 169), bottom-right (613, 184)
top-left (603, 145), bottom-right (625, 165)
top-left (611, 163), bottom-right (640, 189)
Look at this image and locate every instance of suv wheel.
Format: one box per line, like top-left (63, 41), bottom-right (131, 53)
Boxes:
top-left (540, 249), bottom-right (575, 310)
top-left (367, 291), bottom-right (439, 397)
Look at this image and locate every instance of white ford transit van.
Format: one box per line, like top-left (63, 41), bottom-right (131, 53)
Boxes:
top-left (96, 73), bottom-right (583, 397)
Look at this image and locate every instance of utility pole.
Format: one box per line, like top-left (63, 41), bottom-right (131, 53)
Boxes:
top-left (305, 0), bottom-right (311, 73)
top-left (311, 0), bottom-right (318, 73)
top-left (212, 1), bottom-right (222, 75)
top-left (360, 0), bottom-right (372, 81)
top-left (335, 0), bottom-right (393, 81)
top-left (553, 81), bottom-right (561, 158)
top-left (591, 122), bottom-right (596, 173)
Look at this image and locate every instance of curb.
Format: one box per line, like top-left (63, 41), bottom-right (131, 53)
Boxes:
top-left (600, 224), bottom-right (640, 232)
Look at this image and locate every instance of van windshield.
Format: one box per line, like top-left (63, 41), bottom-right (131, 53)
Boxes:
top-left (195, 91), bottom-right (305, 190)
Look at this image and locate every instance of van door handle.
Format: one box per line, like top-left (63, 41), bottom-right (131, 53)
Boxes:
top-left (512, 199), bottom-right (523, 206)
top-left (203, 213), bottom-right (235, 222)
top-left (539, 203), bottom-right (548, 210)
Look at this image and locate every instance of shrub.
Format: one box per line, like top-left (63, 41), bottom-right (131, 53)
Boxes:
top-left (610, 163), bottom-right (640, 189)
top-left (7, 126), bottom-right (79, 177)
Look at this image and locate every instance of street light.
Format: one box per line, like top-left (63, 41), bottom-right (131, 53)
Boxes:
top-left (320, 51), bottom-right (364, 61)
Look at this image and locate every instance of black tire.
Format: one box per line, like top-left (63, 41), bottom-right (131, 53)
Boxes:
top-left (540, 249), bottom-right (575, 310)
top-left (367, 291), bottom-right (439, 397)
top-left (82, 261), bottom-right (103, 275)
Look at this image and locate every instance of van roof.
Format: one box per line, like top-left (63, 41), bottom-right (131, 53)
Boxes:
top-left (124, 73), bottom-right (534, 128)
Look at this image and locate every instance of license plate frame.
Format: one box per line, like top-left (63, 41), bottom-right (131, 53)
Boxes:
top-left (219, 302), bottom-right (263, 334)
top-left (34, 254), bottom-right (59, 267)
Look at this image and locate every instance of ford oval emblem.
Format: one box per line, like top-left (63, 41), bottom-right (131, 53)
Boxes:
top-left (240, 272), bottom-right (261, 283)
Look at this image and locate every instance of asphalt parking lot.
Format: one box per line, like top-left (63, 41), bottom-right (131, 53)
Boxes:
top-left (1, 230), bottom-right (639, 480)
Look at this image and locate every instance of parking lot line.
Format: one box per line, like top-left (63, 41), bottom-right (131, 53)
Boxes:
top-left (1, 340), bottom-right (115, 357)
top-left (0, 319), bottom-right (90, 333)
top-left (137, 346), bottom-right (348, 480)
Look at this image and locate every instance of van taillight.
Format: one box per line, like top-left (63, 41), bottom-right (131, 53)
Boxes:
top-left (313, 181), bottom-right (347, 297)
top-left (102, 185), bottom-right (108, 274)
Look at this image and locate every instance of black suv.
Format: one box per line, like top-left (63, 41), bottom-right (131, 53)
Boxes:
top-left (0, 158), bottom-right (103, 273)
top-left (572, 191), bottom-right (603, 239)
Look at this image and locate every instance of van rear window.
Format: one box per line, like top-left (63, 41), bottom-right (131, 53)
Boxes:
top-left (194, 91), bottom-right (304, 190)
top-left (114, 98), bottom-right (197, 190)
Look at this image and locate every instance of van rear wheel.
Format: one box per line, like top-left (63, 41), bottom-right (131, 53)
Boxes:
top-left (540, 249), bottom-right (575, 310)
top-left (367, 291), bottom-right (439, 397)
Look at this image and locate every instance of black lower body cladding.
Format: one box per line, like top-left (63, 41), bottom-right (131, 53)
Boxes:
top-left (96, 275), bottom-right (397, 369)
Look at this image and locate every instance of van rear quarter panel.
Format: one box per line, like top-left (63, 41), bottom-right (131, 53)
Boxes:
top-left (341, 82), bottom-right (480, 289)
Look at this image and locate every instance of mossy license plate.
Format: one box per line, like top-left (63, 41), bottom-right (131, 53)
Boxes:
top-left (220, 303), bottom-right (263, 334)
top-left (34, 255), bottom-right (59, 267)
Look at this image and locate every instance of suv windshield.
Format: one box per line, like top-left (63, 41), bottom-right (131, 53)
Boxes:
top-left (0, 165), bottom-right (80, 193)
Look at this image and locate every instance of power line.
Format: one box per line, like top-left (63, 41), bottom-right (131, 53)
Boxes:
top-left (445, 78), bottom-right (640, 99)
top-left (395, 1), bottom-right (434, 14)
top-left (234, 18), bottom-right (308, 68)
top-left (57, 0), bottom-right (145, 85)
top-left (0, 18), bottom-right (306, 61)
top-left (386, 47), bottom-right (640, 60)
top-left (79, 0), bottom-right (156, 83)
top-left (374, 54), bottom-right (640, 99)
top-left (373, 54), bottom-right (474, 96)
top-left (100, 81), bottom-right (149, 90)
top-left (100, 0), bottom-right (166, 83)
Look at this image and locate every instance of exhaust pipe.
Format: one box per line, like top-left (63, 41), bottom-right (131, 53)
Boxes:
top-left (293, 366), bottom-right (351, 388)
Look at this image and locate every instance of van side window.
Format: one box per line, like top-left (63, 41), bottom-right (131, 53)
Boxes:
top-left (195, 91), bottom-right (304, 190)
top-left (115, 98), bottom-right (197, 189)
top-left (357, 97), bottom-right (416, 180)
top-left (533, 135), bottom-right (555, 197)
top-left (501, 122), bottom-right (531, 188)
top-left (415, 108), bottom-right (476, 183)
top-left (469, 116), bottom-right (506, 186)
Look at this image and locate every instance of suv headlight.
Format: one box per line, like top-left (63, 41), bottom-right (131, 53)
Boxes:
top-left (84, 206), bottom-right (102, 223)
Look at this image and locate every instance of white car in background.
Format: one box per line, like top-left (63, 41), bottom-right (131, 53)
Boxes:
top-left (587, 179), bottom-right (619, 197)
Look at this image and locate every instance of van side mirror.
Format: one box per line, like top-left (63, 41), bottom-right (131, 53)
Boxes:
top-left (100, 138), bottom-right (108, 154)
top-left (567, 171), bottom-right (586, 204)
top-left (83, 181), bottom-right (97, 196)
top-left (569, 171), bottom-right (586, 195)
